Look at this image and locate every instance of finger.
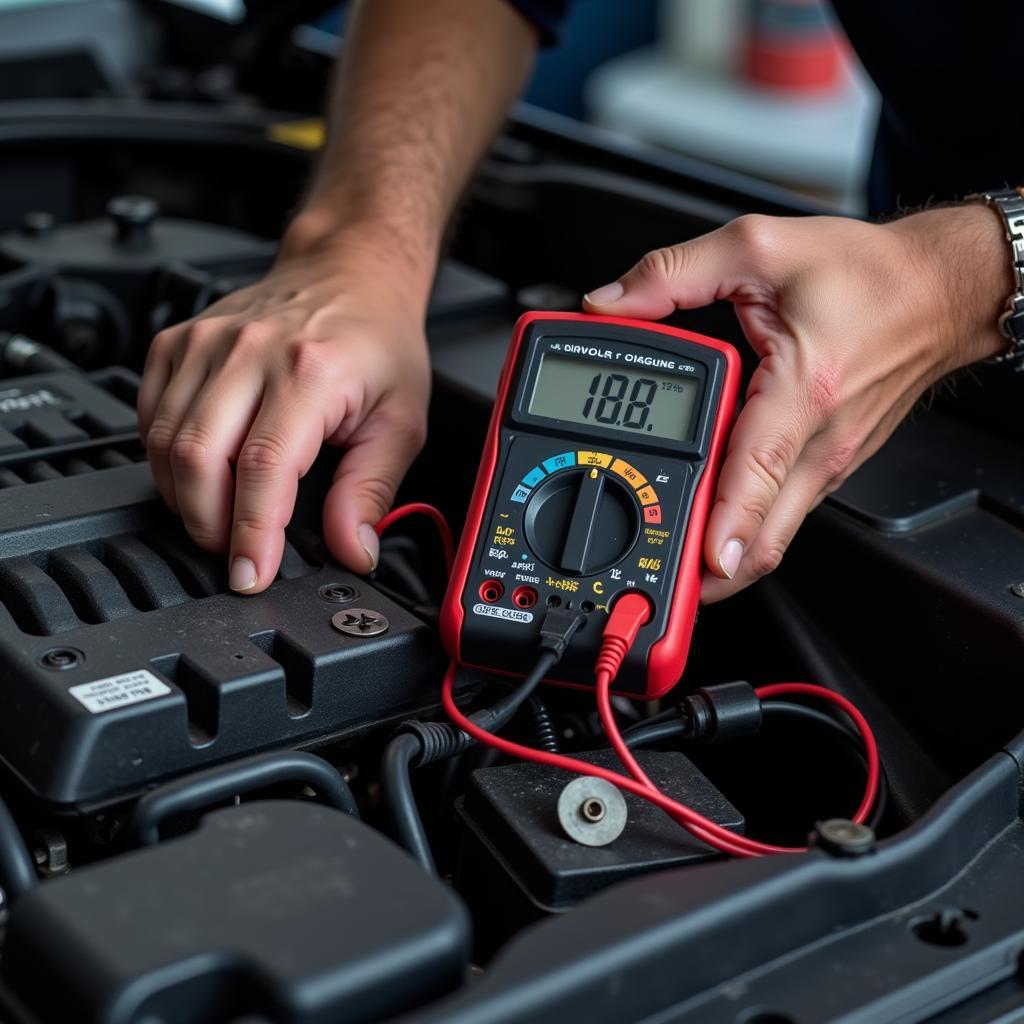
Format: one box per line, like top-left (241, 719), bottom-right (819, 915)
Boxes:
top-left (167, 372), bottom-right (263, 552)
top-left (583, 216), bottom-right (784, 318)
top-left (701, 362), bottom-right (821, 583)
top-left (137, 327), bottom-right (179, 439)
top-left (142, 357), bottom-right (212, 515)
top-left (700, 459), bottom-right (827, 604)
top-left (322, 411), bottom-right (426, 574)
top-left (228, 388), bottom-right (326, 594)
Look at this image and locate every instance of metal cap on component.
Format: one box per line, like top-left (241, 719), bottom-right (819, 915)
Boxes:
top-left (557, 776), bottom-right (628, 847)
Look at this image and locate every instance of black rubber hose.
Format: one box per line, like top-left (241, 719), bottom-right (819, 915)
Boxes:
top-left (623, 699), bottom-right (889, 831)
top-left (761, 701), bottom-right (890, 831)
top-left (381, 733), bottom-right (437, 875)
top-left (623, 717), bottom-right (690, 748)
top-left (132, 751), bottom-right (359, 846)
top-left (0, 794), bottom-right (35, 904)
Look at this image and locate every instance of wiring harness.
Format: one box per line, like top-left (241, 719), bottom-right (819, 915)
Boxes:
top-left (379, 504), bottom-right (881, 861)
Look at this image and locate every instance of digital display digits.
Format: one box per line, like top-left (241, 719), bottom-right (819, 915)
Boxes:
top-left (527, 352), bottom-right (700, 441)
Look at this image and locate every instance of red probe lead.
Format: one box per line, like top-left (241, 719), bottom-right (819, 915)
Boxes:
top-left (379, 504), bottom-right (880, 857)
top-left (443, 591), bottom-right (880, 858)
top-left (376, 503), bottom-right (455, 572)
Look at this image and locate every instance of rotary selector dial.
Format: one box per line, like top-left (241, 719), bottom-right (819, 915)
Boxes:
top-left (524, 467), bottom-right (640, 576)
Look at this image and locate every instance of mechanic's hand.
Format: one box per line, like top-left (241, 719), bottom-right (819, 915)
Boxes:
top-left (137, 235), bottom-right (430, 593)
top-left (583, 206), bottom-right (1012, 603)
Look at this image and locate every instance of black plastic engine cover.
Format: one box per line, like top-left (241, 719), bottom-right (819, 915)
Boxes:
top-left (3, 800), bottom-right (471, 1024)
top-left (0, 363), bottom-right (443, 809)
top-left (0, 365), bottom-right (142, 484)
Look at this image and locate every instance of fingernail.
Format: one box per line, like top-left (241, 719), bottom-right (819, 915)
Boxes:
top-left (717, 539), bottom-right (744, 580)
top-left (229, 557), bottom-right (258, 592)
top-left (583, 281), bottom-right (624, 306)
top-left (358, 523), bottom-right (379, 573)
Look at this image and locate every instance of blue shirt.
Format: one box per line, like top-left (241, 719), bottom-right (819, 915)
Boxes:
top-left (506, 0), bottom-right (1023, 216)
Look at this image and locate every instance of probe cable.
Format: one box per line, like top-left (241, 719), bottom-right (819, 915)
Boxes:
top-left (442, 592), bottom-right (880, 859)
top-left (377, 503), bottom-right (881, 858)
top-left (376, 503), bottom-right (455, 573)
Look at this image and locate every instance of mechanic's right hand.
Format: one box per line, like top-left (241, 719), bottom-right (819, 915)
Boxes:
top-left (137, 234), bottom-right (431, 594)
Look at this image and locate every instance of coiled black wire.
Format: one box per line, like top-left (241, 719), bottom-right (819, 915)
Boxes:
top-left (524, 692), bottom-right (560, 753)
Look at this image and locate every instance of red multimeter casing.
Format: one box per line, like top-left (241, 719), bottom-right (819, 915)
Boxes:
top-left (440, 312), bottom-right (740, 699)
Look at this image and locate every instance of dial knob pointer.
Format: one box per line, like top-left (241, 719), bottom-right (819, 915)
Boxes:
top-left (560, 467), bottom-right (604, 574)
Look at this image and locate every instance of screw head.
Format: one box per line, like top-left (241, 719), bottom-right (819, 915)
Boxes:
top-left (38, 647), bottom-right (83, 670)
top-left (1010, 582), bottom-right (1024, 599)
top-left (318, 582), bottom-right (358, 604)
top-left (331, 608), bottom-right (389, 637)
top-left (557, 777), bottom-right (628, 847)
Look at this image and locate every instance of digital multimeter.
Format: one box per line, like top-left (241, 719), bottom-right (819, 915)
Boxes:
top-left (441, 312), bottom-right (740, 699)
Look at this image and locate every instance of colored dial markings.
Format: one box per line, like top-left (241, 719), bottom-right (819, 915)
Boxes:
top-left (510, 451), bottom-right (662, 527)
top-left (542, 451), bottom-right (576, 474)
top-left (610, 458), bottom-right (647, 489)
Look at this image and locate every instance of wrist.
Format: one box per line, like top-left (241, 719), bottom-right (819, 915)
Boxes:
top-left (279, 205), bottom-right (439, 303)
top-left (886, 205), bottom-right (1014, 372)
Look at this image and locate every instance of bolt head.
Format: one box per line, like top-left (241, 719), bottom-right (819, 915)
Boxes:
top-left (1010, 582), bottom-right (1024, 599)
top-left (814, 818), bottom-right (876, 856)
top-left (20, 210), bottom-right (55, 237)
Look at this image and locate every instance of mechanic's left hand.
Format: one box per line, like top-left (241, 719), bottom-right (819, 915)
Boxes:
top-left (583, 206), bottom-right (1012, 603)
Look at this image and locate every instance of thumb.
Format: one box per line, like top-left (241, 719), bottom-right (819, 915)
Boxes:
top-left (322, 412), bottom-right (426, 574)
top-left (582, 217), bottom-right (773, 319)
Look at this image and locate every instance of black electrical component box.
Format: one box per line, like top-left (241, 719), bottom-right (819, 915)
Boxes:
top-left (0, 366), bottom-right (143, 485)
top-left (0, 359), bottom-right (445, 810)
top-left (456, 750), bottom-right (744, 958)
top-left (3, 800), bottom-right (472, 1024)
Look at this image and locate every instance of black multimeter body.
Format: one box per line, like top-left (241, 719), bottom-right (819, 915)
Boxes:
top-left (441, 312), bottom-right (740, 698)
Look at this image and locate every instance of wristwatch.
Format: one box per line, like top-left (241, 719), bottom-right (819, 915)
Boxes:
top-left (968, 187), bottom-right (1024, 365)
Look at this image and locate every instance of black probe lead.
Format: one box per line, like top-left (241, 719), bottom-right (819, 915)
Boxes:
top-left (380, 610), bottom-right (584, 874)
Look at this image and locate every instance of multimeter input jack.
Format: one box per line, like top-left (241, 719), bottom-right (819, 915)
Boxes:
top-left (479, 580), bottom-right (505, 604)
top-left (512, 586), bottom-right (539, 610)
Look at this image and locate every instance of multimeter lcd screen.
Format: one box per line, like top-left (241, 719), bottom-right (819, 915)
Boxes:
top-left (528, 353), bottom-right (700, 441)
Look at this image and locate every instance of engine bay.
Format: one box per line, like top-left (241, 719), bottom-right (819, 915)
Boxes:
top-left (0, 6), bottom-right (1024, 1022)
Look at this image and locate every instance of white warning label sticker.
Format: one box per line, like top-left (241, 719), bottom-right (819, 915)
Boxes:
top-left (472, 603), bottom-right (534, 623)
top-left (69, 670), bottom-right (172, 714)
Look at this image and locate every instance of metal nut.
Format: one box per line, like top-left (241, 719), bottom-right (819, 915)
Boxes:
top-left (331, 608), bottom-right (389, 637)
top-left (557, 777), bottom-right (627, 847)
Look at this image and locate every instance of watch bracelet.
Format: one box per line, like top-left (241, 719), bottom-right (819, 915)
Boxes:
top-left (967, 186), bottom-right (1024, 365)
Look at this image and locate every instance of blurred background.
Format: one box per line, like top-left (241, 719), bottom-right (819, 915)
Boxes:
top-left (0, 0), bottom-right (878, 214)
